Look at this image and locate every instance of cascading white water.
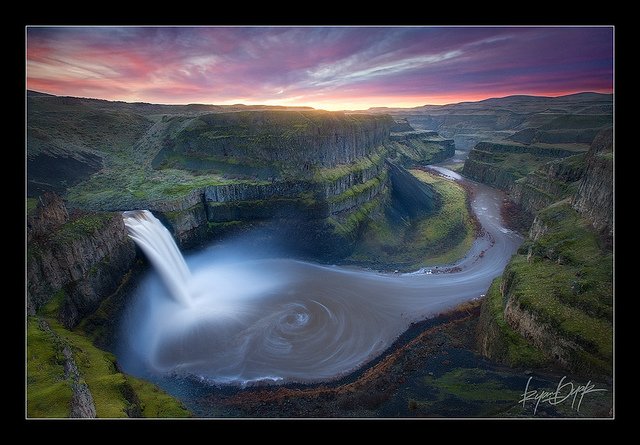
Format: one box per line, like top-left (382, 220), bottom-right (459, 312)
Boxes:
top-left (117, 172), bottom-right (524, 386)
top-left (122, 210), bottom-right (192, 307)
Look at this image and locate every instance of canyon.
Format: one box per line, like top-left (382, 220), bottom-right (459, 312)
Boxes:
top-left (26, 91), bottom-right (613, 417)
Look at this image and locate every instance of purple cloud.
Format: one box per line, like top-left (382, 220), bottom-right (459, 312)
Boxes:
top-left (27, 26), bottom-right (613, 109)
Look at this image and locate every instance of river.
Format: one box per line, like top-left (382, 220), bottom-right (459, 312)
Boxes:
top-left (118, 167), bottom-right (522, 386)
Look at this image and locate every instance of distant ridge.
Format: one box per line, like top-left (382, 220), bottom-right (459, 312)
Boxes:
top-left (27, 90), bottom-right (56, 97)
top-left (27, 90), bottom-right (612, 114)
top-left (361, 92), bottom-right (613, 115)
top-left (25, 90), bottom-right (317, 112)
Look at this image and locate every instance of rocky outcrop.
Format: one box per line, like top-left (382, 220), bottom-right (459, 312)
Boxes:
top-left (477, 201), bottom-right (612, 376)
top-left (463, 139), bottom-right (588, 194)
top-left (27, 195), bottom-right (136, 327)
top-left (389, 130), bottom-right (439, 141)
top-left (390, 118), bottom-right (415, 132)
top-left (387, 132), bottom-right (455, 167)
top-left (503, 293), bottom-right (582, 371)
top-left (168, 111), bottom-right (393, 168)
top-left (572, 127), bottom-right (613, 239)
top-left (462, 160), bottom-right (519, 191)
top-left (373, 94), bottom-right (612, 149)
top-left (27, 193), bottom-right (69, 242)
top-left (204, 181), bottom-right (311, 203)
top-left (150, 149), bottom-right (392, 251)
top-left (33, 318), bottom-right (97, 418)
top-left (509, 127), bottom-right (601, 145)
top-left (510, 154), bottom-right (586, 215)
top-left (472, 141), bottom-right (578, 158)
top-left (387, 161), bottom-right (440, 218)
top-left (476, 278), bottom-right (547, 367)
top-left (328, 173), bottom-right (387, 215)
top-left (528, 214), bottom-right (549, 242)
top-left (62, 344), bottom-right (97, 418)
top-left (475, 133), bottom-right (613, 376)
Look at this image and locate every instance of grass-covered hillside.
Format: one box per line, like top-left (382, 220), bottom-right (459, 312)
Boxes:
top-left (27, 91), bottom-right (458, 256)
top-left (476, 128), bottom-right (613, 377)
top-left (27, 92), bottom-right (391, 211)
top-left (28, 307), bottom-right (190, 418)
top-left (479, 201), bottom-right (612, 374)
top-left (347, 168), bottom-right (475, 271)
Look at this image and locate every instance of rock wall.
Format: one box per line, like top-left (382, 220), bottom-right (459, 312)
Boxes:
top-left (463, 139), bottom-right (587, 194)
top-left (477, 201), bottom-right (612, 376)
top-left (472, 141), bottom-right (578, 158)
top-left (387, 131), bottom-right (455, 167)
top-left (477, 267), bottom-right (604, 373)
top-left (572, 127), bottom-right (613, 239)
top-left (510, 154), bottom-right (586, 215)
top-left (503, 291), bottom-right (581, 371)
top-left (169, 111), bottom-right (393, 168)
top-left (155, 153), bottom-right (391, 258)
top-left (475, 130), bottom-right (613, 376)
top-left (27, 194), bottom-right (136, 327)
top-left (461, 159), bottom-right (519, 191)
top-left (476, 278), bottom-right (546, 368)
top-left (387, 161), bottom-right (440, 218)
top-left (390, 118), bottom-right (415, 132)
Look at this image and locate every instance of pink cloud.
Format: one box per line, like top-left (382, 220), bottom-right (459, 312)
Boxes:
top-left (26, 26), bottom-right (613, 110)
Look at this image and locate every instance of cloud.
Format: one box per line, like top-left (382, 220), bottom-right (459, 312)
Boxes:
top-left (26, 26), bottom-right (613, 109)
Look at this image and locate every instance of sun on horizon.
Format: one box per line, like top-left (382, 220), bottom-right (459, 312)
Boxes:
top-left (27, 26), bottom-right (613, 111)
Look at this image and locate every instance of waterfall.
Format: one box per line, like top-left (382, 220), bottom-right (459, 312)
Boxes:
top-left (122, 210), bottom-right (192, 306)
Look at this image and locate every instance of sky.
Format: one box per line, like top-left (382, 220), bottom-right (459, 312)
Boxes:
top-left (26, 26), bottom-right (613, 110)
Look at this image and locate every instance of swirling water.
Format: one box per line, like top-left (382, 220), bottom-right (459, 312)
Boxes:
top-left (118, 171), bottom-right (521, 386)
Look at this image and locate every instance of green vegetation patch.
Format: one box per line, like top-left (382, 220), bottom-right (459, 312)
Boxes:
top-left (126, 376), bottom-right (191, 418)
top-left (46, 318), bottom-right (130, 417)
top-left (38, 288), bottom-right (66, 319)
top-left (51, 213), bottom-right (113, 245)
top-left (347, 169), bottom-right (474, 269)
top-left (426, 368), bottom-right (523, 402)
top-left (49, 317), bottom-right (189, 417)
top-left (494, 202), bottom-right (612, 373)
top-left (27, 317), bottom-right (73, 418)
top-left (29, 306), bottom-right (190, 418)
top-left (484, 278), bottom-right (548, 367)
top-left (506, 257), bottom-right (612, 361)
top-left (153, 149), bottom-right (278, 180)
top-left (386, 139), bottom-right (451, 166)
top-left (464, 142), bottom-right (590, 192)
top-left (66, 165), bottom-right (253, 209)
top-left (313, 147), bottom-right (384, 182)
top-left (329, 196), bottom-right (382, 238)
top-left (474, 152), bottom-right (558, 180)
top-left (27, 197), bottom-right (38, 215)
top-left (329, 173), bottom-right (385, 204)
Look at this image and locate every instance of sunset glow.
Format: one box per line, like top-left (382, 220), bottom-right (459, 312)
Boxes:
top-left (26, 26), bottom-right (613, 110)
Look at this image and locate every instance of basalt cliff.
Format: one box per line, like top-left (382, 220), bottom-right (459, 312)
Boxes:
top-left (27, 91), bottom-right (452, 343)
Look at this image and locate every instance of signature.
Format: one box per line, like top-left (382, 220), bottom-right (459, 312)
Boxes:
top-left (519, 376), bottom-right (607, 415)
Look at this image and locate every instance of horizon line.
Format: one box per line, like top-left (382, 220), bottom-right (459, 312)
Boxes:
top-left (26, 88), bottom-right (614, 112)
